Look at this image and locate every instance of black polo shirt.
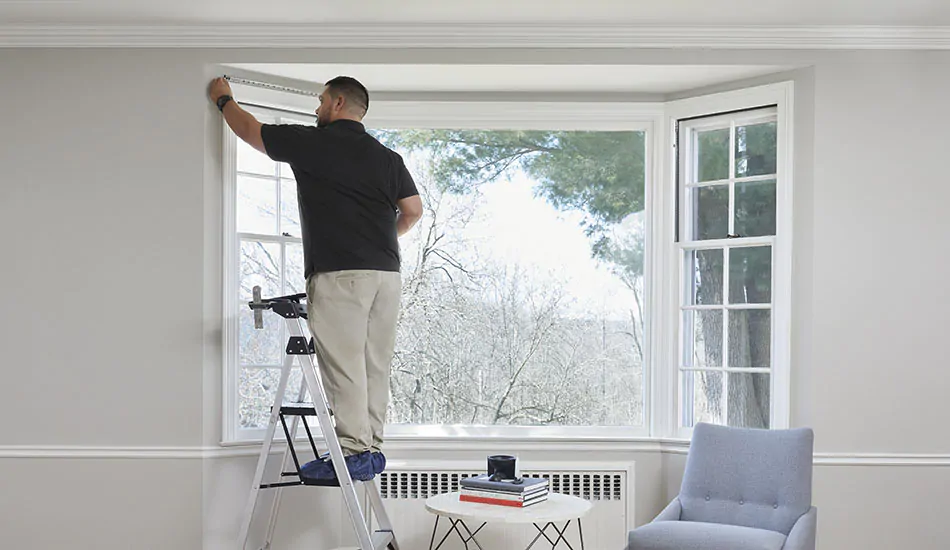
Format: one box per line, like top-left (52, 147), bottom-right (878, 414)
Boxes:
top-left (260, 120), bottom-right (418, 278)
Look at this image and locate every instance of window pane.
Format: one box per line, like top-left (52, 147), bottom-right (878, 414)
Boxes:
top-left (280, 179), bottom-right (301, 237)
top-left (691, 185), bottom-right (728, 240)
top-left (239, 368), bottom-right (303, 429)
top-left (278, 162), bottom-right (295, 179)
top-left (237, 139), bottom-right (277, 177)
top-left (240, 240), bottom-right (281, 300)
top-left (239, 306), bottom-right (283, 366)
top-left (735, 179), bottom-right (776, 237)
top-left (683, 370), bottom-right (723, 426)
top-left (695, 128), bottom-right (729, 182)
top-left (686, 249), bottom-right (724, 305)
top-left (727, 372), bottom-right (770, 428)
top-left (728, 246), bottom-right (772, 304)
top-left (237, 175), bottom-right (277, 235)
top-left (728, 309), bottom-right (771, 369)
top-left (383, 129), bottom-right (647, 427)
top-left (735, 122), bottom-right (776, 178)
top-left (684, 309), bottom-right (723, 368)
top-left (286, 243), bottom-right (305, 295)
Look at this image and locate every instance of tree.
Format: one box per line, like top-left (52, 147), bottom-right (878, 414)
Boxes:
top-left (389, 165), bottom-right (642, 426)
top-left (377, 122), bottom-right (775, 429)
top-left (375, 130), bottom-right (646, 259)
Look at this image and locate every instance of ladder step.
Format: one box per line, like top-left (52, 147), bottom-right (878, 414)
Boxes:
top-left (275, 402), bottom-right (335, 417)
top-left (322, 531), bottom-right (391, 550)
top-left (373, 531), bottom-right (394, 550)
top-left (279, 402), bottom-right (317, 416)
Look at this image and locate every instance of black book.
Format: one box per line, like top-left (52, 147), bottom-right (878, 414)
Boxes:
top-left (460, 474), bottom-right (549, 494)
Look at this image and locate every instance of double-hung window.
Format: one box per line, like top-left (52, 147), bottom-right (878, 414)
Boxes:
top-left (670, 82), bottom-right (793, 436)
top-left (225, 107), bottom-right (314, 439)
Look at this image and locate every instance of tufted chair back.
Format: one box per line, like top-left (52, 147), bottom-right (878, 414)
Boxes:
top-left (678, 422), bottom-right (814, 535)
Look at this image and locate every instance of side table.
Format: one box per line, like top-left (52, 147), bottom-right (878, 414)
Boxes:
top-left (424, 491), bottom-right (592, 550)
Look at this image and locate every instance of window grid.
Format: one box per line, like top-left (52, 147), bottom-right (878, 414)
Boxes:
top-left (234, 114), bottom-right (310, 431)
top-left (678, 107), bottom-right (778, 430)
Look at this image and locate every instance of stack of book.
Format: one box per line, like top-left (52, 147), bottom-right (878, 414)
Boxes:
top-left (459, 474), bottom-right (549, 508)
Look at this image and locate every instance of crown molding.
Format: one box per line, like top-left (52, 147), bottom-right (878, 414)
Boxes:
top-left (2, 23), bottom-right (950, 49)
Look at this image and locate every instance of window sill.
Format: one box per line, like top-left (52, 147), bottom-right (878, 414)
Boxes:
top-left (216, 433), bottom-right (691, 455)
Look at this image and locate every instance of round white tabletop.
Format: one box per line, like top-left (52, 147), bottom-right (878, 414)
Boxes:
top-left (425, 492), bottom-right (592, 524)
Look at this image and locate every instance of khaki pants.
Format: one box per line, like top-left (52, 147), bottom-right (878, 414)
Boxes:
top-left (305, 270), bottom-right (401, 456)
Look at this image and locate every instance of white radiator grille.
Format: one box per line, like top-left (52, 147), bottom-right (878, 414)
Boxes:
top-left (379, 470), bottom-right (625, 500)
top-left (373, 467), bottom-right (631, 550)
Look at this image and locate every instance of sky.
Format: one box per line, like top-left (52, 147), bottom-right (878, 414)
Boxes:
top-left (404, 163), bottom-right (643, 321)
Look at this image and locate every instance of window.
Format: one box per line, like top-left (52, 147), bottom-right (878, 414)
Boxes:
top-left (674, 102), bottom-right (789, 433)
top-left (227, 108), bottom-right (314, 434)
top-left (220, 83), bottom-right (791, 443)
top-left (222, 99), bottom-right (656, 441)
top-left (371, 128), bottom-right (648, 432)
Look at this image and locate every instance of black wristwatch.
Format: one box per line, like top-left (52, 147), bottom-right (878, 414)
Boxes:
top-left (216, 95), bottom-right (233, 112)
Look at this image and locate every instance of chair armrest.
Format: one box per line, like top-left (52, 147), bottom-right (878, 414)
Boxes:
top-left (783, 506), bottom-right (818, 550)
top-left (652, 497), bottom-right (682, 522)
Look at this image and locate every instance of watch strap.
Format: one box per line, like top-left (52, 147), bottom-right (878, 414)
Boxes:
top-left (216, 95), bottom-right (233, 112)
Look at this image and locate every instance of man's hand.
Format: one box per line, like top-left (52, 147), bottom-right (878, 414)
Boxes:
top-left (208, 77), bottom-right (232, 104)
top-left (209, 76), bottom-right (266, 154)
top-left (396, 195), bottom-right (424, 236)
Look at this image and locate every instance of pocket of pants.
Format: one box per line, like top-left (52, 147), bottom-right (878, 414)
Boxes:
top-left (331, 271), bottom-right (374, 294)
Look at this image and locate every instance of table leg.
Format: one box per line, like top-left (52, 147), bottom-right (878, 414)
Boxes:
top-left (429, 515), bottom-right (486, 550)
top-left (526, 520), bottom-right (579, 550)
top-left (457, 519), bottom-right (486, 550)
top-left (428, 515), bottom-right (441, 550)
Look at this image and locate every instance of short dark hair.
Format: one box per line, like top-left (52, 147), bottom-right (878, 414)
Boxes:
top-left (325, 76), bottom-right (369, 115)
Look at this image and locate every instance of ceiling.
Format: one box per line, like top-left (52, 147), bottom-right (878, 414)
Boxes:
top-left (226, 63), bottom-right (794, 95)
top-left (2, 0), bottom-right (949, 26)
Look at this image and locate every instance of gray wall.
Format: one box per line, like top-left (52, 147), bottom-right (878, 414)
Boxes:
top-left (1, 47), bottom-right (948, 550)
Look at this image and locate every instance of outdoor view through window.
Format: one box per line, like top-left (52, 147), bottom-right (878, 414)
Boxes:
top-left (236, 121), bottom-right (647, 430)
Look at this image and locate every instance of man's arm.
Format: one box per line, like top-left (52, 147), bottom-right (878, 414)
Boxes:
top-left (208, 77), bottom-right (265, 154)
top-left (396, 195), bottom-right (423, 236)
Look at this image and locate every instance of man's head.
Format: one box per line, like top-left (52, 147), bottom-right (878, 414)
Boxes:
top-left (316, 76), bottom-right (369, 127)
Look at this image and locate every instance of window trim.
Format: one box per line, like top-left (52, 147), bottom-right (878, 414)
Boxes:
top-left (221, 83), bottom-right (663, 443)
top-left (662, 82), bottom-right (794, 440)
top-left (220, 79), bottom-right (793, 445)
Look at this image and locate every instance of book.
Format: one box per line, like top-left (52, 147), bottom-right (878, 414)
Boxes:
top-left (459, 490), bottom-right (548, 508)
top-left (460, 487), bottom-right (548, 502)
top-left (460, 474), bottom-right (549, 495)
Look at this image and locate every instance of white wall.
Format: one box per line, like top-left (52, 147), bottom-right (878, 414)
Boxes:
top-left (1, 47), bottom-right (948, 550)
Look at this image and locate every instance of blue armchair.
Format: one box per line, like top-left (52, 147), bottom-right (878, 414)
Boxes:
top-left (628, 423), bottom-right (817, 550)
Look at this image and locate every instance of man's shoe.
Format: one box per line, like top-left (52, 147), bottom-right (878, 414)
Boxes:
top-left (299, 456), bottom-right (335, 482)
top-left (345, 451), bottom-right (376, 481)
top-left (371, 451), bottom-right (386, 475)
top-left (300, 451), bottom-right (375, 483)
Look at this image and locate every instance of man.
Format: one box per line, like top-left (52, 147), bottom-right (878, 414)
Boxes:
top-left (209, 76), bottom-right (423, 481)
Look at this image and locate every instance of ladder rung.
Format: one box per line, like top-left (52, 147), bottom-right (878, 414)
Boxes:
top-left (278, 402), bottom-right (317, 416)
top-left (372, 531), bottom-right (394, 550)
top-left (300, 476), bottom-right (342, 487)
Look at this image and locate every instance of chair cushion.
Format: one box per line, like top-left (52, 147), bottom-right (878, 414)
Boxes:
top-left (628, 520), bottom-right (787, 550)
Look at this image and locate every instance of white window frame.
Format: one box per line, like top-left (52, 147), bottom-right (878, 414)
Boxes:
top-left (221, 81), bottom-right (663, 444)
top-left (658, 82), bottom-right (794, 440)
top-left (220, 80), bottom-right (793, 445)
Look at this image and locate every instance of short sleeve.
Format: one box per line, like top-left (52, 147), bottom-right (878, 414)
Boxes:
top-left (396, 157), bottom-right (419, 200)
top-left (260, 124), bottom-right (312, 164)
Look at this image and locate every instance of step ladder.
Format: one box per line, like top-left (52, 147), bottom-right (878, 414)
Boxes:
top-left (238, 286), bottom-right (399, 550)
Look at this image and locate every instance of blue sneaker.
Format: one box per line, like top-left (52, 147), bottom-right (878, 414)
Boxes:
top-left (371, 452), bottom-right (386, 475)
top-left (300, 451), bottom-right (375, 482)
